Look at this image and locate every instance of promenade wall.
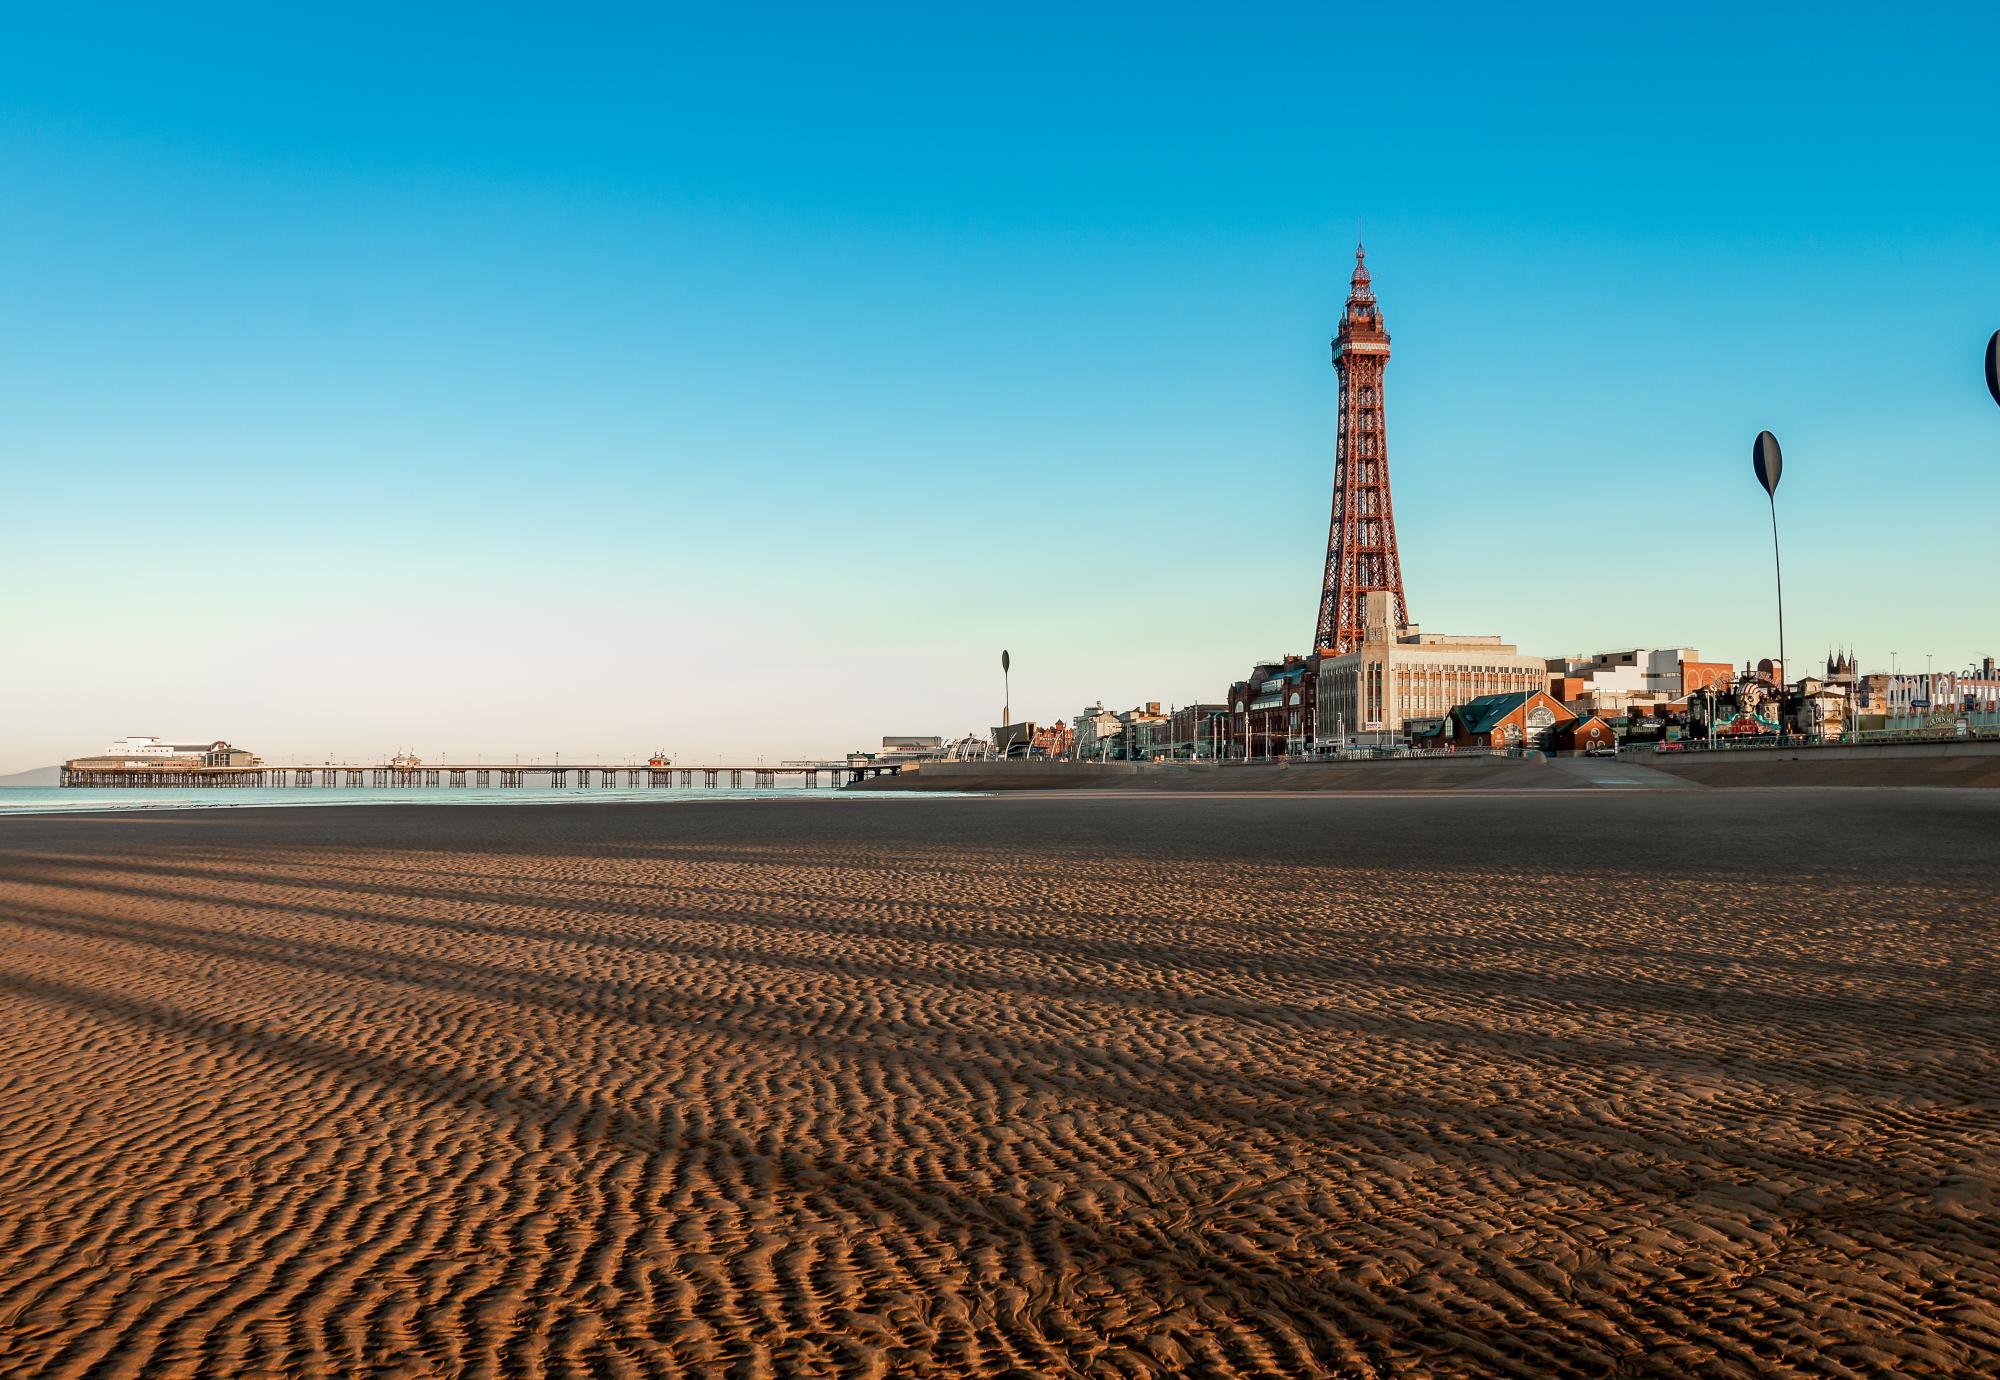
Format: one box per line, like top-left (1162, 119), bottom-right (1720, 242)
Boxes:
top-left (856, 740), bottom-right (2000, 790)
top-left (1633, 739), bottom-right (2000, 788)
top-left (851, 756), bottom-right (1549, 792)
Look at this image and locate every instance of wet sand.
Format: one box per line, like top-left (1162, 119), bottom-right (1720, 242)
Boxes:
top-left (0, 791), bottom-right (1995, 1377)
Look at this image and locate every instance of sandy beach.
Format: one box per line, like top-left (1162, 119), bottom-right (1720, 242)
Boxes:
top-left (0, 790), bottom-right (1995, 1377)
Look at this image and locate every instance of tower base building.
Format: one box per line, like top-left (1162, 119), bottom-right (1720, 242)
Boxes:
top-left (1316, 592), bottom-right (1547, 745)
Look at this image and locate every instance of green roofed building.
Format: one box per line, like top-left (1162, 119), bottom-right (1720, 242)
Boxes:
top-left (1445, 690), bottom-right (1575, 752)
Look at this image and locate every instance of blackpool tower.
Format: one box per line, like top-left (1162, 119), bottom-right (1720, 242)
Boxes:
top-left (1314, 243), bottom-right (1409, 654)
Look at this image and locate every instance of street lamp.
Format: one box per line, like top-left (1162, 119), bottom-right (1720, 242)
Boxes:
top-left (1752, 431), bottom-right (1788, 745)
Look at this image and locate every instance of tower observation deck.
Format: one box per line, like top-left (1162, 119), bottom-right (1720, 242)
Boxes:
top-left (1315, 243), bottom-right (1410, 655)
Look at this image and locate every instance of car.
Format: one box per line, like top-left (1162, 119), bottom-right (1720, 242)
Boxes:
top-left (1584, 744), bottom-right (1619, 758)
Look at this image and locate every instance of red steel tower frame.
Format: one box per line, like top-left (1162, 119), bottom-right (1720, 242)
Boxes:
top-left (1315, 243), bottom-right (1409, 654)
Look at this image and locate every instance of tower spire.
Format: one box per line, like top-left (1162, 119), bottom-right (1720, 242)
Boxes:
top-left (1315, 245), bottom-right (1408, 654)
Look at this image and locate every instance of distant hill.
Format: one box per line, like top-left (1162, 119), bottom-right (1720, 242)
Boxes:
top-left (0, 765), bottom-right (60, 788)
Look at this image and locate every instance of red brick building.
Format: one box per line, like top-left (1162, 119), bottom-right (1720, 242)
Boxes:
top-left (1224, 656), bottom-right (1319, 759)
top-left (1445, 690), bottom-right (1576, 751)
top-left (1552, 715), bottom-right (1616, 755)
top-left (1030, 721), bottom-right (1074, 758)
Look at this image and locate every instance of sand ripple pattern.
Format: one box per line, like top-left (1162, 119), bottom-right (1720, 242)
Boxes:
top-left (0, 791), bottom-right (1995, 1377)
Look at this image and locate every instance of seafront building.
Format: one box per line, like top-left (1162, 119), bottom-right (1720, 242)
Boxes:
top-left (1553, 716), bottom-right (1620, 754)
top-left (1115, 703), bottom-right (1173, 759)
top-left (1546, 648), bottom-right (1731, 719)
top-left (1533, 648), bottom-right (1738, 738)
top-left (1071, 705), bottom-right (1124, 760)
top-left (1169, 703), bottom-right (1231, 759)
top-left (1029, 721), bottom-right (1075, 758)
top-left (1860, 662), bottom-right (2000, 716)
top-left (1315, 592), bottom-right (1544, 746)
top-left (1225, 658), bottom-right (1318, 758)
top-left (1411, 689), bottom-right (1577, 752)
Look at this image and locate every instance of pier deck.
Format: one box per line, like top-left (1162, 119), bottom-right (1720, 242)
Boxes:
top-left (58, 762), bottom-right (903, 789)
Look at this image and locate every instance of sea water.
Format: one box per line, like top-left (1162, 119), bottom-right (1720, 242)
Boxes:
top-left (0, 784), bottom-right (953, 817)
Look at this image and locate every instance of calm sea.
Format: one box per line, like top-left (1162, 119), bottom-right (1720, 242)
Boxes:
top-left (0, 784), bottom-right (943, 817)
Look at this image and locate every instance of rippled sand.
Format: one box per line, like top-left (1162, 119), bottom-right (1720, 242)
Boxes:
top-left (0, 791), bottom-right (1995, 1377)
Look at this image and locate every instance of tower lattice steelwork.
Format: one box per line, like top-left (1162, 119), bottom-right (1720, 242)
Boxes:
top-left (1315, 243), bottom-right (1409, 654)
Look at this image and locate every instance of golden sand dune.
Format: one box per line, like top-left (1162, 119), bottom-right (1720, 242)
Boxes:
top-left (0, 791), bottom-right (1995, 1377)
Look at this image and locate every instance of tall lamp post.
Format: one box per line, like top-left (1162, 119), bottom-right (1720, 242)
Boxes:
top-left (1000, 649), bottom-right (1011, 730)
top-left (1753, 431), bottom-right (1788, 745)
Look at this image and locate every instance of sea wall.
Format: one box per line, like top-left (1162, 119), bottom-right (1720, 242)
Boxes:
top-left (850, 756), bottom-right (1551, 792)
top-left (852, 740), bottom-right (2000, 791)
top-left (1633, 739), bottom-right (2000, 788)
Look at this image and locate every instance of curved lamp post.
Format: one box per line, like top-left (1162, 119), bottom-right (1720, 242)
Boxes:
top-left (1753, 431), bottom-right (1788, 744)
top-left (1986, 330), bottom-right (1999, 409)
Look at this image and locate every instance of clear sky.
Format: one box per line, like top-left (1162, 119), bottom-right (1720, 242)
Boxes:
top-left (3, 5), bottom-right (1998, 771)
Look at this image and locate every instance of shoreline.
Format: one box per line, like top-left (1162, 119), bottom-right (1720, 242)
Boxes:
top-left (4, 778), bottom-right (1994, 820)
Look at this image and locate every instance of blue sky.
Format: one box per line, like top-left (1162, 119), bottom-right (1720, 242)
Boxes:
top-left (3, 6), bottom-right (1997, 769)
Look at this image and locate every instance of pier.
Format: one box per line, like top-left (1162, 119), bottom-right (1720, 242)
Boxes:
top-left (58, 762), bottom-right (905, 790)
